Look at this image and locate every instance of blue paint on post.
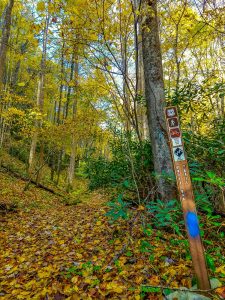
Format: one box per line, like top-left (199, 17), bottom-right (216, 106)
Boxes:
top-left (186, 212), bottom-right (200, 238)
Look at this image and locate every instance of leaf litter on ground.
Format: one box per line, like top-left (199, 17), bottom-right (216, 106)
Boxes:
top-left (0, 172), bottom-right (224, 299)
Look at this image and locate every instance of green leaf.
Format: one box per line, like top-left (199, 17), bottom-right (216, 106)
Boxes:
top-left (125, 251), bottom-right (133, 257)
top-left (141, 286), bottom-right (160, 293)
top-left (193, 177), bottom-right (205, 182)
top-left (17, 82), bottom-right (25, 87)
top-left (206, 254), bottom-right (216, 272)
top-left (123, 180), bottom-right (130, 188)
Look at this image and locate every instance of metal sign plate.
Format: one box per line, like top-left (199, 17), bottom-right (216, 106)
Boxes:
top-left (168, 117), bottom-right (179, 128)
top-left (171, 137), bottom-right (182, 147)
top-left (166, 107), bottom-right (177, 118)
top-left (173, 146), bottom-right (185, 161)
top-left (170, 128), bottom-right (181, 138)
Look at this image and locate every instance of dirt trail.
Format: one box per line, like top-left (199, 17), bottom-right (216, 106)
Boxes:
top-left (0, 172), bottom-right (224, 299)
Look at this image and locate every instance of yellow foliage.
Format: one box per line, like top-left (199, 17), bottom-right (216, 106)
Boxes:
top-left (106, 281), bottom-right (125, 293)
top-left (37, 1), bottom-right (45, 12)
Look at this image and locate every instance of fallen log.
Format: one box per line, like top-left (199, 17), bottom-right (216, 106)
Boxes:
top-left (0, 164), bottom-right (63, 197)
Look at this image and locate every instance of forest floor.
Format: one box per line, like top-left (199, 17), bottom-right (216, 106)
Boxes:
top-left (0, 170), bottom-right (225, 300)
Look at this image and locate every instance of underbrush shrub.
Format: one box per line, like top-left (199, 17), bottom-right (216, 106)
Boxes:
top-left (85, 137), bottom-right (154, 203)
top-left (9, 142), bottom-right (29, 164)
top-left (168, 82), bottom-right (225, 211)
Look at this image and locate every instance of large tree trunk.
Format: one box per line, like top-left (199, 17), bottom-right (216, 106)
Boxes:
top-left (67, 132), bottom-right (76, 191)
top-left (141, 0), bottom-right (176, 201)
top-left (133, 0), bottom-right (149, 140)
top-left (28, 11), bottom-right (50, 176)
top-left (28, 76), bottom-right (43, 174)
top-left (0, 0), bottom-right (14, 156)
top-left (0, 0), bottom-right (14, 92)
top-left (67, 54), bottom-right (78, 192)
top-left (55, 41), bottom-right (65, 185)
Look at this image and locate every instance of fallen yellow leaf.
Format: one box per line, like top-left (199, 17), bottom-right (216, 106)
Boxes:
top-left (106, 281), bottom-right (124, 293)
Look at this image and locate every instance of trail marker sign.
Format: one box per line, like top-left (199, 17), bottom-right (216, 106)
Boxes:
top-left (170, 127), bottom-right (181, 138)
top-left (168, 117), bottom-right (179, 128)
top-left (165, 106), bottom-right (211, 290)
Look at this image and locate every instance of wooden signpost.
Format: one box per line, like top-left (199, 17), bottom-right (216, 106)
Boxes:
top-left (165, 106), bottom-right (211, 290)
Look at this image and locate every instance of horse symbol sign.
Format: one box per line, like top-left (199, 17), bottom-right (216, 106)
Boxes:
top-left (170, 128), bottom-right (181, 138)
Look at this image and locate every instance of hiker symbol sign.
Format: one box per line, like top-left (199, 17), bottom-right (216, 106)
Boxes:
top-left (168, 117), bottom-right (178, 128)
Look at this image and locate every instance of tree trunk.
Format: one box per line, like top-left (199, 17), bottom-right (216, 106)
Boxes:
top-left (55, 42), bottom-right (65, 185)
top-left (28, 11), bottom-right (50, 175)
top-left (141, 0), bottom-right (176, 201)
top-left (28, 131), bottom-right (38, 172)
top-left (0, 0), bottom-right (14, 93)
top-left (11, 41), bottom-right (28, 89)
top-left (221, 96), bottom-right (225, 119)
top-left (134, 0), bottom-right (149, 140)
top-left (0, 0), bottom-right (14, 155)
top-left (57, 41), bottom-right (65, 125)
top-left (67, 54), bottom-right (78, 192)
top-left (67, 133), bottom-right (76, 191)
top-left (64, 54), bottom-right (75, 119)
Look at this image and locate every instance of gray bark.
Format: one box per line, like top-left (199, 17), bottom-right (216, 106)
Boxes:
top-left (0, 0), bottom-right (14, 152)
top-left (28, 11), bottom-right (50, 174)
top-left (0, 0), bottom-right (14, 92)
top-left (67, 132), bottom-right (76, 191)
top-left (67, 56), bottom-right (78, 192)
top-left (141, 0), bottom-right (176, 201)
top-left (64, 53), bottom-right (75, 119)
top-left (134, 0), bottom-right (149, 140)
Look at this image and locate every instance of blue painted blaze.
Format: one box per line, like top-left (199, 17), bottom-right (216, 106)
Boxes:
top-left (186, 212), bottom-right (200, 238)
